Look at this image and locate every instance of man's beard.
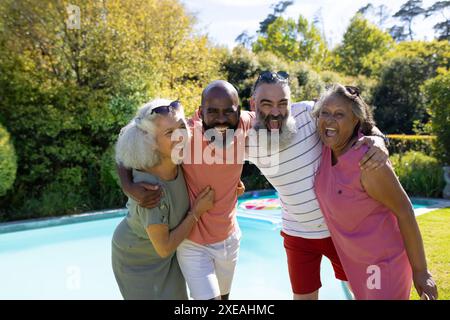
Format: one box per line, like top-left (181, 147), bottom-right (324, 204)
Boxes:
top-left (202, 121), bottom-right (240, 149)
top-left (253, 110), bottom-right (297, 150)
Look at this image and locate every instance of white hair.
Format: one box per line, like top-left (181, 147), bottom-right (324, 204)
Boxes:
top-left (115, 98), bottom-right (185, 170)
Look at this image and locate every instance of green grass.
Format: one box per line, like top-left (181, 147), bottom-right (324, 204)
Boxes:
top-left (410, 207), bottom-right (450, 300)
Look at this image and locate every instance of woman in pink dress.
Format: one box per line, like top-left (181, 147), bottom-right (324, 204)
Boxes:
top-left (313, 84), bottom-right (438, 300)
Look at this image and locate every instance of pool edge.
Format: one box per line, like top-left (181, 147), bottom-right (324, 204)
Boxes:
top-left (0, 209), bottom-right (127, 234)
top-left (1, 194), bottom-right (449, 234)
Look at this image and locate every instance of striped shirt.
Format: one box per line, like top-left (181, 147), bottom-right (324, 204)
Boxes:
top-left (246, 101), bottom-right (330, 239)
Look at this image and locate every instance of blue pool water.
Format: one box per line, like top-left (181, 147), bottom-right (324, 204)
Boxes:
top-left (0, 191), bottom-right (438, 300)
top-left (0, 214), bottom-right (347, 300)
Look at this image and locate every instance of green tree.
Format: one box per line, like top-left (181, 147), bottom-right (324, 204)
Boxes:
top-left (374, 40), bottom-right (450, 76)
top-left (392, 0), bottom-right (426, 41)
top-left (235, 1), bottom-right (293, 48)
top-left (0, 125), bottom-right (17, 197)
top-left (372, 57), bottom-right (429, 134)
top-left (235, 31), bottom-right (254, 49)
top-left (388, 25), bottom-right (409, 42)
top-left (370, 40), bottom-right (449, 135)
top-left (423, 68), bottom-right (450, 165)
top-left (258, 1), bottom-right (294, 35)
top-left (253, 15), bottom-right (329, 69)
top-left (357, 3), bottom-right (391, 29)
top-left (0, 0), bottom-right (224, 220)
top-left (332, 14), bottom-right (394, 77)
top-left (425, 1), bottom-right (450, 41)
top-left (221, 46), bottom-right (259, 107)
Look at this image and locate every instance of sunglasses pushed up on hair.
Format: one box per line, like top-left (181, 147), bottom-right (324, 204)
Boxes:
top-left (256, 71), bottom-right (289, 84)
top-left (344, 86), bottom-right (361, 97)
top-left (150, 100), bottom-right (181, 115)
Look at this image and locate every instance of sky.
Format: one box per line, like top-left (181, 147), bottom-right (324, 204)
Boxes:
top-left (181, 0), bottom-right (443, 49)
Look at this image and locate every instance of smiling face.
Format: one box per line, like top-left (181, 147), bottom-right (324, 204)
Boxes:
top-left (251, 82), bottom-right (290, 131)
top-left (318, 95), bottom-right (360, 155)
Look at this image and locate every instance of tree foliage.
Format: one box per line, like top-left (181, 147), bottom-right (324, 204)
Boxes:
top-left (423, 68), bottom-right (450, 165)
top-left (372, 57), bottom-right (430, 134)
top-left (392, 0), bottom-right (426, 41)
top-left (390, 151), bottom-right (445, 197)
top-left (389, 25), bottom-right (409, 42)
top-left (253, 15), bottom-right (329, 69)
top-left (1, 0), bottom-right (449, 220)
top-left (332, 14), bottom-right (394, 77)
top-left (357, 3), bottom-right (391, 29)
top-left (425, 1), bottom-right (450, 41)
top-left (258, 0), bottom-right (294, 35)
top-left (0, 0), bottom-right (224, 220)
top-left (372, 40), bottom-right (449, 135)
top-left (0, 124), bottom-right (17, 197)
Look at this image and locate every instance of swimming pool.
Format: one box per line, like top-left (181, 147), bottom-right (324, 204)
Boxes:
top-left (1, 191), bottom-right (446, 300)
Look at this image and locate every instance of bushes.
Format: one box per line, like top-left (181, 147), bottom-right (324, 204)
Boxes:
top-left (221, 50), bottom-right (326, 106)
top-left (241, 163), bottom-right (273, 191)
top-left (372, 57), bottom-right (430, 134)
top-left (20, 167), bottom-right (90, 218)
top-left (372, 41), bottom-right (450, 135)
top-left (423, 68), bottom-right (450, 165)
top-left (98, 146), bottom-right (126, 209)
top-left (290, 63), bottom-right (325, 102)
top-left (0, 125), bottom-right (17, 197)
top-left (0, 0), bottom-right (224, 221)
top-left (391, 151), bottom-right (445, 198)
top-left (0, 72), bottom-right (137, 220)
top-left (387, 135), bottom-right (435, 156)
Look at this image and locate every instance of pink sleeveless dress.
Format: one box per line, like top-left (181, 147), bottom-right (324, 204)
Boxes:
top-left (314, 144), bottom-right (412, 299)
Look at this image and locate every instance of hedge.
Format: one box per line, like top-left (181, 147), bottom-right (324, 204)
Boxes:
top-left (390, 151), bottom-right (445, 198)
top-left (0, 125), bottom-right (17, 197)
top-left (387, 134), bottom-right (436, 156)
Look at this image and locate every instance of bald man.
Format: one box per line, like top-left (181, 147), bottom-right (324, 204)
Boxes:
top-left (118, 80), bottom-right (255, 300)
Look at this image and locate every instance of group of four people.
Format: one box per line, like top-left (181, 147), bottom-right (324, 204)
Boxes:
top-left (111, 72), bottom-right (438, 300)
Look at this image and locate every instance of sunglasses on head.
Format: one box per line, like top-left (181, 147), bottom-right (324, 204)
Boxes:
top-left (256, 71), bottom-right (289, 84)
top-left (150, 100), bottom-right (181, 115)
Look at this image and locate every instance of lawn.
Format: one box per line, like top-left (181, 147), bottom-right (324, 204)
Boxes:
top-left (410, 207), bottom-right (450, 300)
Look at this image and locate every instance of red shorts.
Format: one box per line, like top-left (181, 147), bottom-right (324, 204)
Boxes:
top-left (281, 231), bottom-right (347, 295)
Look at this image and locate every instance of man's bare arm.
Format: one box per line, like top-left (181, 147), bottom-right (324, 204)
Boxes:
top-left (353, 126), bottom-right (389, 171)
top-left (116, 164), bottom-right (161, 208)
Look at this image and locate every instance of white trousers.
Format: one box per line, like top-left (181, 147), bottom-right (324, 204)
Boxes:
top-left (177, 228), bottom-right (241, 300)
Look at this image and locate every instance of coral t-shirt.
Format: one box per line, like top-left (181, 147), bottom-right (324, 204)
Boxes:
top-left (182, 111), bottom-right (254, 244)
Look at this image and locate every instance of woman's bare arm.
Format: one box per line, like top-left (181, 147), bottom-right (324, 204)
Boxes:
top-left (361, 164), bottom-right (438, 299)
top-left (145, 186), bottom-right (215, 258)
top-left (146, 213), bottom-right (198, 258)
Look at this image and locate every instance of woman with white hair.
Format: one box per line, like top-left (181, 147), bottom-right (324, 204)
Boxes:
top-left (112, 99), bottom-right (215, 300)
